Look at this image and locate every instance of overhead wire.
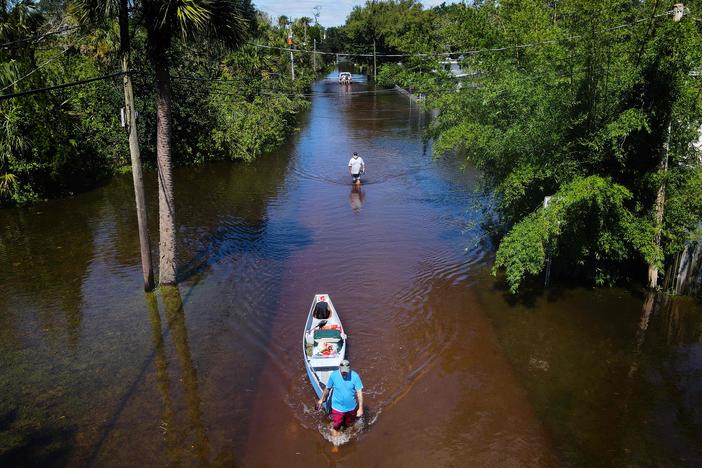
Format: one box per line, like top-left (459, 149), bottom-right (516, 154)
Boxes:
top-left (249, 9), bottom-right (680, 59)
top-left (0, 25), bottom-right (80, 49)
top-left (0, 47), bottom-right (70, 93)
top-left (0, 71), bottom-right (127, 101)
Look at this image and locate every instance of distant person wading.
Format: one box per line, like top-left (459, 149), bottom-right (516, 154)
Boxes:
top-left (348, 152), bottom-right (366, 185)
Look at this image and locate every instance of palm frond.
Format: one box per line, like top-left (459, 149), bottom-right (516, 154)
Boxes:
top-left (176, 0), bottom-right (211, 38)
top-left (203, 0), bottom-right (255, 48)
top-left (73, 0), bottom-right (120, 26)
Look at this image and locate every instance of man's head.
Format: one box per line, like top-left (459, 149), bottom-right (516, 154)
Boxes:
top-left (352, 152), bottom-right (358, 159)
top-left (339, 359), bottom-right (350, 376)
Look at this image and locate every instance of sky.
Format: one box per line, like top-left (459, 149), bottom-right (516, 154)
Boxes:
top-left (253, 0), bottom-right (459, 28)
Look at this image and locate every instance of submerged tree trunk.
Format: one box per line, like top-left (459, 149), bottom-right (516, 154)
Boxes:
top-left (120, 0), bottom-right (154, 291)
top-left (154, 57), bottom-right (177, 285)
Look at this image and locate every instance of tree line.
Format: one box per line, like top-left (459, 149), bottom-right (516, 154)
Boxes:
top-left (332, 0), bottom-right (702, 293)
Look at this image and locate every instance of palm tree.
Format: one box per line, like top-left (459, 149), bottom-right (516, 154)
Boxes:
top-left (140, 0), bottom-right (255, 285)
top-left (79, 0), bottom-right (256, 286)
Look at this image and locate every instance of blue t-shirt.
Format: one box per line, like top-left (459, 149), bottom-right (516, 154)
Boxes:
top-left (327, 370), bottom-right (363, 412)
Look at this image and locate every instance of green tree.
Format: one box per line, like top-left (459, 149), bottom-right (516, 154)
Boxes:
top-left (428, 0), bottom-right (702, 292)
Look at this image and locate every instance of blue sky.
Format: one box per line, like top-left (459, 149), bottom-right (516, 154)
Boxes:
top-left (253, 0), bottom-right (458, 27)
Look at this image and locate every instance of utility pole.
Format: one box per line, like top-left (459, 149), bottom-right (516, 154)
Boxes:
top-left (373, 40), bottom-right (377, 81)
top-left (313, 38), bottom-right (317, 71)
top-left (288, 23), bottom-right (295, 81)
top-left (290, 49), bottom-right (295, 80)
top-left (119, 0), bottom-right (154, 291)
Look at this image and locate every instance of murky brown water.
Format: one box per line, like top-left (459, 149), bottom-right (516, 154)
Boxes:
top-left (2, 72), bottom-right (702, 466)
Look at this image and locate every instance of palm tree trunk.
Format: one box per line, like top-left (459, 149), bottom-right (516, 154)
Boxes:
top-left (120, 0), bottom-right (154, 291)
top-left (154, 57), bottom-right (177, 285)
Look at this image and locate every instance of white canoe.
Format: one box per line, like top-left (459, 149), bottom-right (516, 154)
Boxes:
top-left (303, 294), bottom-right (347, 413)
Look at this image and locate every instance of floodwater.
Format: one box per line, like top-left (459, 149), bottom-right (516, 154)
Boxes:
top-left (2, 72), bottom-right (702, 467)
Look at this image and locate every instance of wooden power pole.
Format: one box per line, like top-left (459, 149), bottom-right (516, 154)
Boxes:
top-left (313, 38), bottom-right (317, 71)
top-left (288, 24), bottom-right (295, 80)
top-left (119, 0), bottom-right (154, 291)
top-left (290, 48), bottom-right (295, 80)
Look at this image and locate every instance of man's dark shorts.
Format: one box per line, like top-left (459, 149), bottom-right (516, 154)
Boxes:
top-left (351, 173), bottom-right (361, 183)
top-left (331, 408), bottom-right (356, 430)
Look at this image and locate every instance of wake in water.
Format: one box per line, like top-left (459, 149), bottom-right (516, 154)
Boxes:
top-left (297, 399), bottom-right (381, 446)
top-left (316, 409), bottom-right (381, 447)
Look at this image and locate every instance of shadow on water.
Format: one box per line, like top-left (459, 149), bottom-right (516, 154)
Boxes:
top-left (0, 407), bottom-right (75, 467)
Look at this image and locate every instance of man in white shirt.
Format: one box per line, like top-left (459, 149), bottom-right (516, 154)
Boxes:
top-left (348, 152), bottom-right (366, 185)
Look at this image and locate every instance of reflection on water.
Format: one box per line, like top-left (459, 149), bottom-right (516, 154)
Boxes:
top-left (478, 284), bottom-right (702, 466)
top-left (146, 289), bottom-right (211, 465)
top-left (348, 185), bottom-right (365, 213)
top-left (1, 71), bottom-right (702, 466)
top-left (145, 293), bottom-right (177, 465)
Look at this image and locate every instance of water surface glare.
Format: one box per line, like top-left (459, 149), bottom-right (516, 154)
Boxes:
top-left (1, 72), bottom-right (702, 466)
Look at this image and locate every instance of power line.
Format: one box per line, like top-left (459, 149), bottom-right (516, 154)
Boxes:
top-left (250, 9), bottom-right (678, 59)
top-left (0, 25), bottom-right (79, 49)
top-left (170, 74), bottom-right (274, 84)
top-left (0, 48), bottom-right (69, 93)
top-left (0, 71), bottom-right (126, 101)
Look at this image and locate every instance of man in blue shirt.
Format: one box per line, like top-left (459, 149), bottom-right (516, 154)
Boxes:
top-left (317, 359), bottom-right (364, 437)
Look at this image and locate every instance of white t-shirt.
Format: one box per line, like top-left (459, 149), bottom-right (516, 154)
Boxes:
top-left (348, 156), bottom-right (365, 175)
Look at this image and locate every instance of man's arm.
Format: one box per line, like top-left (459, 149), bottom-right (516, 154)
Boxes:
top-left (356, 390), bottom-right (364, 417)
top-left (317, 387), bottom-right (330, 407)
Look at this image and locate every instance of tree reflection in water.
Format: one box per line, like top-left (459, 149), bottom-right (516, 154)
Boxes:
top-left (146, 288), bottom-right (210, 465)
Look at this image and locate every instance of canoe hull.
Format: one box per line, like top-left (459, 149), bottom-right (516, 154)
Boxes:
top-left (302, 294), bottom-right (346, 414)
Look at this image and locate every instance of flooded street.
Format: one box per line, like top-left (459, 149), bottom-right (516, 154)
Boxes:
top-left (2, 73), bottom-right (702, 466)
